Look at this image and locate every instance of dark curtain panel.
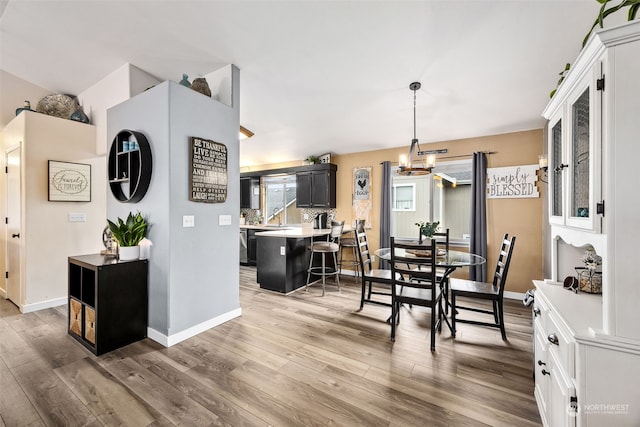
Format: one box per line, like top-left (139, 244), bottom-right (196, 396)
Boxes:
top-left (379, 161), bottom-right (392, 269)
top-left (470, 152), bottom-right (487, 281)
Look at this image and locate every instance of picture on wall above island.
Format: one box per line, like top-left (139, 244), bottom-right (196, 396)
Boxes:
top-left (189, 136), bottom-right (227, 203)
top-left (48, 160), bottom-right (91, 202)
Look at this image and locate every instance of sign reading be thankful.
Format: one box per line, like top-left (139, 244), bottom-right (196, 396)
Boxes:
top-left (487, 164), bottom-right (539, 199)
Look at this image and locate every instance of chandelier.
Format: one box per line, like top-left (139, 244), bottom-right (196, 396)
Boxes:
top-left (397, 82), bottom-right (446, 176)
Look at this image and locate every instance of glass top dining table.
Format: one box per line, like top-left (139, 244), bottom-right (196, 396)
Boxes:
top-left (374, 247), bottom-right (486, 269)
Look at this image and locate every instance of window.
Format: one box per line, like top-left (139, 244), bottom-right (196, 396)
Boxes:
top-left (391, 160), bottom-right (472, 243)
top-left (392, 183), bottom-right (415, 211)
top-left (262, 174), bottom-right (301, 225)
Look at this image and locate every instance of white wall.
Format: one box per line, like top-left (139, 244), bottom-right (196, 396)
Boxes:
top-left (0, 112), bottom-right (105, 311)
top-left (0, 70), bottom-right (51, 130)
top-left (77, 63), bottom-right (161, 156)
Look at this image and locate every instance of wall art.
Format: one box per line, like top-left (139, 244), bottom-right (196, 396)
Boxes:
top-left (48, 160), bottom-right (91, 202)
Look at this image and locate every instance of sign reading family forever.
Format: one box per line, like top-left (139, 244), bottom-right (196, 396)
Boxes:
top-left (189, 136), bottom-right (227, 203)
top-left (487, 164), bottom-right (539, 199)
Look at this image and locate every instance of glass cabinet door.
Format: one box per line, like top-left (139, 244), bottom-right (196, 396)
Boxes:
top-left (549, 118), bottom-right (564, 224)
top-left (570, 88), bottom-right (590, 220)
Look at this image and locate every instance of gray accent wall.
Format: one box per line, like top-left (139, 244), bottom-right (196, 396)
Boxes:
top-left (107, 68), bottom-right (240, 338)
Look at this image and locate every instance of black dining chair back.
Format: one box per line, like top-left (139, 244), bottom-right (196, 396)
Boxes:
top-left (354, 228), bottom-right (394, 310)
top-left (450, 233), bottom-right (516, 340)
top-left (338, 219), bottom-right (366, 282)
top-left (390, 237), bottom-right (443, 352)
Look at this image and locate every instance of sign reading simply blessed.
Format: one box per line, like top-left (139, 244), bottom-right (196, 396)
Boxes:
top-left (487, 165), bottom-right (539, 199)
top-left (189, 136), bottom-right (227, 203)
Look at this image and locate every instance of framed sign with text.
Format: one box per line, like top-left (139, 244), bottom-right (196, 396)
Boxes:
top-left (48, 160), bottom-right (91, 202)
top-left (189, 136), bottom-right (228, 203)
top-left (487, 164), bottom-right (539, 199)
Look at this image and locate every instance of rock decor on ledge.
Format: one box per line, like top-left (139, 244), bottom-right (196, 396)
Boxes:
top-left (179, 74), bottom-right (212, 97)
top-left (191, 77), bottom-right (211, 97)
top-left (35, 94), bottom-right (91, 124)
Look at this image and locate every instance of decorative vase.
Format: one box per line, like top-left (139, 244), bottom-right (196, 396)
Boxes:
top-left (179, 74), bottom-right (191, 87)
top-left (16, 100), bottom-right (33, 116)
top-left (118, 245), bottom-right (140, 261)
top-left (70, 107), bottom-right (90, 124)
top-left (190, 77), bottom-right (211, 97)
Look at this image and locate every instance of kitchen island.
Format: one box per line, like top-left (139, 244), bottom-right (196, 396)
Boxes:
top-left (255, 227), bottom-right (334, 294)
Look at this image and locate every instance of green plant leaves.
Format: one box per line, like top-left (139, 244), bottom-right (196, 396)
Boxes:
top-left (107, 212), bottom-right (149, 247)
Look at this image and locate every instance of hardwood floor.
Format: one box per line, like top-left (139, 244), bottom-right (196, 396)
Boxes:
top-left (0, 266), bottom-right (541, 426)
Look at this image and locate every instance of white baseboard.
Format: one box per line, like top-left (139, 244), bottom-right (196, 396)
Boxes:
top-left (21, 296), bottom-right (67, 313)
top-left (0, 288), bottom-right (6, 299)
top-left (147, 307), bottom-right (242, 347)
top-left (504, 290), bottom-right (525, 301)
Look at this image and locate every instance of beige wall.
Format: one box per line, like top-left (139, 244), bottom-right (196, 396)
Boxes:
top-left (331, 129), bottom-right (544, 295)
top-left (1, 111), bottom-right (105, 311)
top-left (243, 129), bottom-right (544, 294)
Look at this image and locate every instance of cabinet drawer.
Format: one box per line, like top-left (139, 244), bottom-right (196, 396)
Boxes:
top-left (547, 312), bottom-right (575, 378)
top-left (84, 306), bottom-right (96, 345)
top-left (533, 293), bottom-right (550, 332)
top-left (69, 299), bottom-right (82, 336)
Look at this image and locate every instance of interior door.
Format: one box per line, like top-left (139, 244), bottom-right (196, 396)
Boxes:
top-left (6, 146), bottom-right (22, 306)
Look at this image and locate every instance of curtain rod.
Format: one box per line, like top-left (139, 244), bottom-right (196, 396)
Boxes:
top-left (380, 151), bottom-right (497, 165)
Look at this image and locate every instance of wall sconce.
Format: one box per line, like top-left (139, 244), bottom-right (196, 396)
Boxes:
top-left (538, 154), bottom-right (548, 183)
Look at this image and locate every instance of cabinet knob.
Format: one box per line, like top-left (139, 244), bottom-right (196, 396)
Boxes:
top-left (537, 360), bottom-right (546, 367)
top-left (533, 307), bottom-right (541, 317)
top-left (548, 333), bottom-right (559, 345)
top-left (541, 369), bottom-right (551, 376)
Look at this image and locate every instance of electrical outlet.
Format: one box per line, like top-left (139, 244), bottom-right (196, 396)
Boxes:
top-left (371, 255), bottom-right (376, 263)
top-left (280, 246), bottom-right (285, 256)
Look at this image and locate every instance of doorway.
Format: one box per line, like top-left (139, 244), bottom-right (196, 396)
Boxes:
top-left (5, 146), bottom-right (22, 306)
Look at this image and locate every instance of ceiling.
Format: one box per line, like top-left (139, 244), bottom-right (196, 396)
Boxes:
top-left (0, 1), bottom-right (616, 167)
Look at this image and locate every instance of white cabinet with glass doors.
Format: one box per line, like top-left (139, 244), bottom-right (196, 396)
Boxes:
top-left (544, 59), bottom-right (602, 234)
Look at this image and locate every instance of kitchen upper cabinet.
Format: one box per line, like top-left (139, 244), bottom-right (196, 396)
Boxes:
top-left (240, 177), bottom-right (260, 209)
top-left (296, 168), bottom-right (336, 208)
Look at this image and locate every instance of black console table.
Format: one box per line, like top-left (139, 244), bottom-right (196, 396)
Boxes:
top-left (68, 254), bottom-right (148, 355)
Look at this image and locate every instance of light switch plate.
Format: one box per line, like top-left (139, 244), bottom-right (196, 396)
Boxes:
top-left (183, 215), bottom-right (195, 227)
top-left (68, 212), bottom-right (86, 222)
top-left (280, 246), bottom-right (286, 256)
top-left (219, 214), bottom-right (232, 226)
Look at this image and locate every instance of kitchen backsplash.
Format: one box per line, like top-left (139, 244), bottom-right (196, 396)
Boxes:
top-left (240, 208), bottom-right (336, 225)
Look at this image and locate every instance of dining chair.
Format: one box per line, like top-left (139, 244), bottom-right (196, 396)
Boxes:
top-left (354, 228), bottom-right (394, 310)
top-left (450, 234), bottom-right (516, 340)
top-left (411, 229), bottom-right (450, 310)
top-left (390, 237), bottom-right (443, 352)
top-left (338, 219), bottom-right (366, 283)
top-left (306, 220), bottom-right (344, 296)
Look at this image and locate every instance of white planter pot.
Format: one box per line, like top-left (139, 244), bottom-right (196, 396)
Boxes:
top-left (118, 245), bottom-right (140, 261)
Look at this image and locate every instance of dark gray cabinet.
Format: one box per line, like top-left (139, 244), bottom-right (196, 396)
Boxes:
top-left (240, 177), bottom-right (260, 209)
top-left (296, 169), bottom-right (336, 208)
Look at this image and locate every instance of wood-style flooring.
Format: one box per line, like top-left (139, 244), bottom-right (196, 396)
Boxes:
top-left (0, 266), bottom-right (541, 426)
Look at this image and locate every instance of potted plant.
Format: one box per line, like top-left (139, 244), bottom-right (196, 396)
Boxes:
top-left (107, 212), bottom-right (149, 260)
top-left (415, 221), bottom-right (440, 244)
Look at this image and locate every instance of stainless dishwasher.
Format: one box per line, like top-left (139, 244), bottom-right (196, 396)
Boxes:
top-left (239, 229), bottom-right (248, 264)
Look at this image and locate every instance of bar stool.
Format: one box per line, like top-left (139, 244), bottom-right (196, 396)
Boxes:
top-left (338, 219), bottom-right (365, 283)
top-left (306, 221), bottom-right (344, 296)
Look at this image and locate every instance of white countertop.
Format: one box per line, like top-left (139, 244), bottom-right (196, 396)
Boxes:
top-left (255, 228), bottom-right (331, 238)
